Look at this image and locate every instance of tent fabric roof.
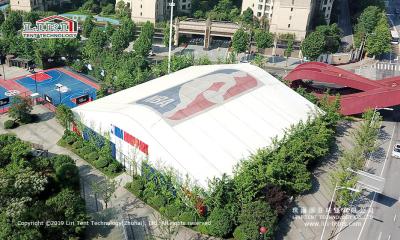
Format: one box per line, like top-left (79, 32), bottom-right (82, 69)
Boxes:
top-left (73, 64), bottom-right (319, 187)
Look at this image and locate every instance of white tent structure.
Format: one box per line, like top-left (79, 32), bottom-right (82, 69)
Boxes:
top-left (72, 64), bottom-right (319, 187)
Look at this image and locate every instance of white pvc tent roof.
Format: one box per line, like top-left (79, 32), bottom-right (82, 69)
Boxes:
top-left (73, 64), bottom-right (318, 187)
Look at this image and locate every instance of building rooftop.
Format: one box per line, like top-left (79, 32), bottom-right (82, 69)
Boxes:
top-left (73, 64), bottom-right (319, 186)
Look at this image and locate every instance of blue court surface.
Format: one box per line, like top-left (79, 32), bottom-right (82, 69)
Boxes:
top-left (16, 69), bottom-right (98, 108)
top-left (0, 86), bottom-right (10, 110)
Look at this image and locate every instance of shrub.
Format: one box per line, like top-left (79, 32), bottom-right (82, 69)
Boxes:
top-left (94, 158), bottom-right (109, 168)
top-left (65, 135), bottom-right (77, 145)
top-left (72, 140), bottom-right (84, 149)
top-left (205, 208), bottom-right (233, 237)
top-left (107, 161), bottom-right (123, 173)
top-left (52, 155), bottom-right (75, 169)
top-left (179, 211), bottom-right (197, 224)
top-left (237, 200), bottom-right (277, 239)
top-left (86, 152), bottom-right (99, 162)
top-left (128, 177), bottom-right (144, 197)
top-left (4, 120), bottom-right (18, 129)
top-left (79, 145), bottom-right (95, 156)
top-left (161, 202), bottom-right (181, 220)
top-left (148, 195), bottom-right (167, 209)
top-left (233, 224), bottom-right (259, 240)
top-left (56, 163), bottom-right (80, 190)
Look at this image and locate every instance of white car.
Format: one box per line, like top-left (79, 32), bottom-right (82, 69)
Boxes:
top-left (392, 142), bottom-right (400, 158)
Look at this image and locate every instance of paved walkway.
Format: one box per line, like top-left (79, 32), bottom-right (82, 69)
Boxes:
top-left (0, 105), bottom-right (216, 240)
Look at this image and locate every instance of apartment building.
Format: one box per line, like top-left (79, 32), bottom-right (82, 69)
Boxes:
top-left (10, 0), bottom-right (44, 11)
top-left (241, 0), bottom-right (334, 40)
top-left (120, 0), bottom-right (191, 24)
top-left (320, 0), bottom-right (334, 24)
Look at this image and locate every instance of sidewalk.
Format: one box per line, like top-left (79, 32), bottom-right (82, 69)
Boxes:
top-left (0, 105), bottom-right (216, 240)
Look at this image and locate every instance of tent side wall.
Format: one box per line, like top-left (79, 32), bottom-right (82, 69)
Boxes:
top-left (73, 110), bottom-right (150, 176)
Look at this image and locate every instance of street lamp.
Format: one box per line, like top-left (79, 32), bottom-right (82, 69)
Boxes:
top-left (56, 85), bottom-right (62, 105)
top-left (29, 64), bottom-right (38, 93)
top-left (167, 0), bottom-right (175, 74)
top-left (320, 184), bottom-right (361, 240)
top-left (1, 56), bottom-right (5, 81)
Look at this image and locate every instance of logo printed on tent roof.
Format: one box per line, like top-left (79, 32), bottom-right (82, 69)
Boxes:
top-left (136, 69), bottom-right (263, 125)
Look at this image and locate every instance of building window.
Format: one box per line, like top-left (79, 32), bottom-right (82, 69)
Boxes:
top-left (265, 6), bottom-right (270, 11)
top-left (188, 3), bottom-right (191, 8)
top-left (266, 0), bottom-right (270, 3)
top-left (258, 4), bottom-right (263, 10)
top-left (140, 12), bottom-right (142, 16)
top-left (289, 15), bottom-right (292, 20)
top-left (292, 0), bottom-right (294, 4)
top-left (322, 7), bottom-right (326, 12)
top-left (328, 7), bottom-right (331, 10)
top-left (182, 4), bottom-right (186, 9)
top-left (288, 24), bottom-right (291, 28)
top-left (290, 7), bottom-right (293, 11)
top-left (324, 0), bottom-right (328, 4)
top-left (257, 12), bottom-right (262, 17)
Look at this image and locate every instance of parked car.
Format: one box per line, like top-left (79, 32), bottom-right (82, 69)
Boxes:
top-left (392, 141), bottom-right (400, 158)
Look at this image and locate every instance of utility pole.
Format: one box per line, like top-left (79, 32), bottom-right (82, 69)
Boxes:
top-left (167, 0), bottom-right (175, 74)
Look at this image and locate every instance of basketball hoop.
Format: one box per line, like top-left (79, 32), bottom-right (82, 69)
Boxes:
top-left (5, 90), bottom-right (20, 96)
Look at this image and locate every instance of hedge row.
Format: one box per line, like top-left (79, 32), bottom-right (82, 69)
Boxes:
top-left (59, 130), bottom-right (123, 177)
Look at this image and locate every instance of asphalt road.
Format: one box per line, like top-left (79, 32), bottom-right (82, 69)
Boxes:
top-left (359, 111), bottom-right (400, 240)
top-left (327, 109), bottom-right (400, 240)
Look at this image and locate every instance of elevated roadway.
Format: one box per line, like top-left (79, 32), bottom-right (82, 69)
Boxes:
top-left (285, 62), bottom-right (400, 115)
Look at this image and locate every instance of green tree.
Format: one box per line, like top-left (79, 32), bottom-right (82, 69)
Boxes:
top-left (232, 28), bottom-right (249, 53)
top-left (90, 177), bottom-right (120, 209)
top-left (82, 16), bottom-right (95, 38)
top-left (56, 163), bottom-right (80, 190)
top-left (8, 96), bottom-right (33, 123)
top-left (105, 22), bottom-right (114, 36)
top-left (115, 0), bottom-right (130, 19)
top-left (354, 6), bottom-right (382, 47)
top-left (111, 30), bottom-right (129, 53)
top-left (45, 189), bottom-right (88, 238)
top-left (284, 39), bottom-right (294, 66)
top-left (163, 23), bottom-right (174, 47)
top-left (254, 29), bottom-right (273, 50)
top-left (55, 104), bottom-right (74, 129)
top-left (0, 11), bottom-right (5, 26)
top-left (23, 11), bottom-right (40, 24)
top-left (301, 31), bottom-right (325, 60)
top-left (1, 11), bottom-right (23, 37)
top-left (83, 28), bottom-right (108, 63)
top-left (316, 24), bottom-right (341, 53)
top-left (120, 18), bottom-right (135, 42)
top-left (241, 8), bottom-right (254, 25)
top-left (365, 13), bottom-right (391, 57)
top-left (252, 54), bottom-right (266, 68)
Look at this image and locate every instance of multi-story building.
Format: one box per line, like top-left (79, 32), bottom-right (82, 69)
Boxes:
top-left (319, 0), bottom-right (334, 24)
top-left (120, 0), bottom-right (191, 24)
top-left (10, 0), bottom-right (44, 12)
top-left (241, 0), bottom-right (334, 40)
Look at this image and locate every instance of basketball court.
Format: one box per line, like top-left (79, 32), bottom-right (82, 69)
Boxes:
top-left (0, 68), bottom-right (99, 110)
